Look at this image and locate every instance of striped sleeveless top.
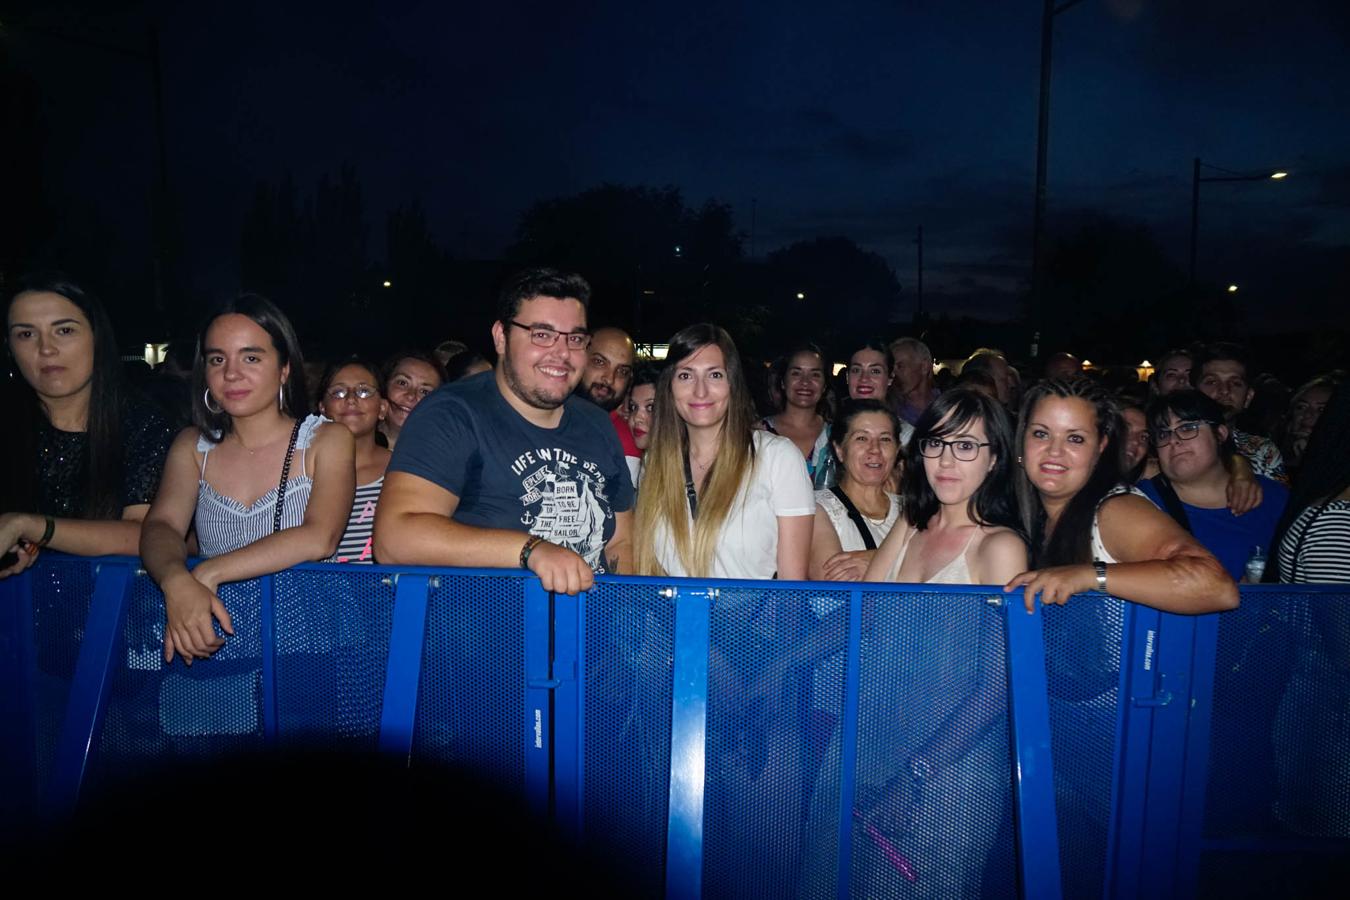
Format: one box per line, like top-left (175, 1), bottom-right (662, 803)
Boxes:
top-left (194, 415), bottom-right (325, 558)
top-left (333, 477), bottom-right (383, 564)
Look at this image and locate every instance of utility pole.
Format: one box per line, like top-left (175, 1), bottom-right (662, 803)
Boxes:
top-left (915, 225), bottom-right (924, 317)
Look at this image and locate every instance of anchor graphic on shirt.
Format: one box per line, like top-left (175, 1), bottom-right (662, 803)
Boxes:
top-left (337, 536), bottom-right (373, 564)
top-left (357, 500), bottom-right (375, 523)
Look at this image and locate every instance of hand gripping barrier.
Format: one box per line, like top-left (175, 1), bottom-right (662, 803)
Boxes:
top-left (3, 555), bottom-right (1348, 896)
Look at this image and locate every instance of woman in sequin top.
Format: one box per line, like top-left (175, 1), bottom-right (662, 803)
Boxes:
top-left (1, 274), bottom-right (174, 578)
top-left (139, 295), bottom-right (354, 664)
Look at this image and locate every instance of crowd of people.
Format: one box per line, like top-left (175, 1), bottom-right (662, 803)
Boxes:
top-left (3, 266), bottom-right (1348, 882)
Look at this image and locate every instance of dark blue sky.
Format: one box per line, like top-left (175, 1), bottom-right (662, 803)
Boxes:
top-left (9, 0), bottom-right (1350, 325)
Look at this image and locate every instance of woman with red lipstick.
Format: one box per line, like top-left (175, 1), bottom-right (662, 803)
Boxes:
top-left (317, 358), bottom-right (390, 563)
top-left (845, 340), bottom-right (913, 490)
top-left (1005, 378), bottom-right (1237, 614)
top-left (140, 295), bottom-right (355, 663)
top-left (763, 343), bottom-right (836, 489)
top-left (1, 274), bottom-right (175, 577)
top-left (378, 350), bottom-right (445, 451)
top-left (622, 365), bottom-right (658, 487)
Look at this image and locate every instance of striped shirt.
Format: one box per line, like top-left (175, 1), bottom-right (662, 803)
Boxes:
top-left (1277, 500), bottom-right (1350, 583)
top-left (194, 415), bottom-right (323, 558)
top-left (334, 477), bottom-right (383, 564)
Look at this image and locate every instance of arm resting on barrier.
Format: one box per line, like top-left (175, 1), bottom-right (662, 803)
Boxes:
top-left (373, 470), bottom-right (598, 594)
top-left (0, 507), bottom-right (148, 578)
top-left (1004, 493), bottom-right (1238, 615)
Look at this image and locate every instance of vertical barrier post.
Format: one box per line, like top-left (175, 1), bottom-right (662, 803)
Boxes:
top-left (524, 577), bottom-right (553, 819)
top-left (553, 588), bottom-right (585, 837)
top-left (259, 574), bottom-right (279, 746)
top-left (1174, 612), bottom-right (1219, 898)
top-left (0, 569), bottom-right (38, 828)
top-left (1005, 596), bottom-right (1064, 900)
top-left (44, 560), bottom-right (134, 818)
top-left (834, 586), bottom-right (865, 900)
top-left (666, 585), bottom-right (711, 900)
top-left (377, 573), bottom-right (431, 763)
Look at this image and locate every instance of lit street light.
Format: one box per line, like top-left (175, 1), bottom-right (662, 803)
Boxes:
top-left (382, 280), bottom-right (392, 288)
top-left (1227, 284), bottom-right (1239, 293)
top-left (796, 292), bottom-right (806, 300)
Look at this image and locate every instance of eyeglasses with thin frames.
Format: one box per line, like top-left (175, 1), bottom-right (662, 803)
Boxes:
top-left (917, 437), bottom-right (992, 461)
top-left (325, 384), bottom-right (379, 401)
top-left (508, 320), bottom-right (591, 351)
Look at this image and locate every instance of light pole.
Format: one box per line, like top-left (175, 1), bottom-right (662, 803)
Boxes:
top-left (1189, 158), bottom-right (1287, 286)
top-left (1030, 0), bottom-right (1090, 359)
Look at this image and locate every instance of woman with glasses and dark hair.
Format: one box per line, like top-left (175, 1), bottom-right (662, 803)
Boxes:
top-left (1137, 390), bottom-right (1287, 580)
top-left (317, 357), bottom-right (391, 563)
top-left (762, 342), bottom-right (836, 489)
top-left (1, 274), bottom-right (175, 577)
top-left (866, 388), bottom-right (1027, 585)
top-left (378, 349), bottom-right (446, 451)
top-left (139, 295), bottom-right (355, 663)
top-left (1004, 378), bottom-right (1236, 613)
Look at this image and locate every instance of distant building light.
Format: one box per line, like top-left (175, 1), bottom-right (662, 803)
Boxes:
top-left (796, 292), bottom-right (806, 300)
top-left (1271, 172), bottom-right (1288, 180)
top-left (1227, 284), bottom-right (1239, 293)
top-left (383, 280), bottom-right (392, 288)
top-left (637, 343), bottom-right (669, 361)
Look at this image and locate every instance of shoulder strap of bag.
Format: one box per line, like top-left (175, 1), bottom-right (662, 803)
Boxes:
top-left (272, 418), bottom-right (304, 534)
top-left (829, 485), bottom-right (878, 551)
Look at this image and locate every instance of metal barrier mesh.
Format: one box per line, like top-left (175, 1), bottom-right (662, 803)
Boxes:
top-left (272, 568), bottom-right (394, 750)
top-left (412, 574), bottom-right (525, 788)
top-left (1041, 595), bottom-right (1125, 899)
top-left (88, 574), bottom-right (265, 793)
top-left (1199, 588), bottom-right (1350, 894)
top-left (582, 579), bottom-right (675, 893)
top-left (30, 559), bottom-right (96, 800)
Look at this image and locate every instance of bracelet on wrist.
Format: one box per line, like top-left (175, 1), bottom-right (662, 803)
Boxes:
top-left (37, 515), bottom-right (56, 548)
top-left (519, 535), bottom-right (545, 569)
top-left (1093, 560), bottom-right (1108, 593)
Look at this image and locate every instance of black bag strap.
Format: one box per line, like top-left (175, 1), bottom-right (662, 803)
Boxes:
top-left (1148, 473), bottom-right (1191, 533)
top-left (682, 445), bottom-right (699, 520)
top-left (829, 485), bottom-right (878, 551)
top-left (272, 418), bottom-right (304, 534)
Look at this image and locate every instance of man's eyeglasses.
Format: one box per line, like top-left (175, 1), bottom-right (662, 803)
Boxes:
top-left (509, 321), bottom-right (591, 351)
top-left (1153, 420), bottom-right (1216, 446)
top-left (325, 384), bottom-right (379, 401)
top-left (917, 437), bottom-right (992, 461)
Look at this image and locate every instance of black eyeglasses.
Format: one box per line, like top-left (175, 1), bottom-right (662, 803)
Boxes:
top-left (917, 437), bottom-right (991, 461)
top-left (508, 320), bottom-right (591, 351)
top-left (1153, 420), bottom-right (1216, 447)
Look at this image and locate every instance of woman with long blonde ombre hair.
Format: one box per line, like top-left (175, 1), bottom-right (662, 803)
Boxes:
top-left (635, 323), bottom-right (814, 579)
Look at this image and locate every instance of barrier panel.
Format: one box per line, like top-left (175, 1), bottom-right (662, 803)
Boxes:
top-left (4, 555), bottom-right (1347, 896)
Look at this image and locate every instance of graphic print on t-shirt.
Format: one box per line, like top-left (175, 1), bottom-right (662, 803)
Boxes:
top-left (512, 446), bottom-right (613, 571)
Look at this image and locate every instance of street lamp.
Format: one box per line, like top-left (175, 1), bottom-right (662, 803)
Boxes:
top-left (1227, 284), bottom-right (1239, 293)
top-left (1189, 158), bottom-right (1288, 286)
top-left (382, 280), bottom-right (392, 288)
top-left (796, 292), bottom-right (806, 300)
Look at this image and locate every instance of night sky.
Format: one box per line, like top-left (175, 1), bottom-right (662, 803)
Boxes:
top-left (6, 0), bottom-right (1350, 331)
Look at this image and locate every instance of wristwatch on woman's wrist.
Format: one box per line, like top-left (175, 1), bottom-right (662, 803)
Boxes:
top-left (1093, 560), bottom-right (1108, 593)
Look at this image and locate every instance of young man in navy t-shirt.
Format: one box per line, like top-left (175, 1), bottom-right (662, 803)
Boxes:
top-left (374, 269), bottom-right (634, 594)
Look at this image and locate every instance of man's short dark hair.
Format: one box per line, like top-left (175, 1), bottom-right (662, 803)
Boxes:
top-left (1190, 342), bottom-right (1251, 387)
top-left (498, 268), bottom-right (592, 323)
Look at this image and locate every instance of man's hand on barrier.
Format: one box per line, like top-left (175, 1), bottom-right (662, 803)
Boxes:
top-left (162, 570), bottom-right (234, 665)
top-left (526, 539), bottom-right (594, 595)
top-left (1004, 564), bottom-right (1096, 613)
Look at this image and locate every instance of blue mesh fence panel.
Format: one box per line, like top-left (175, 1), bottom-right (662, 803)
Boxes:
top-left (86, 573), bottom-right (266, 798)
top-left (29, 558), bottom-right (96, 804)
top-left (1041, 595), bottom-right (1125, 899)
top-left (582, 579), bottom-right (675, 893)
top-left (1199, 588), bottom-right (1350, 894)
top-left (412, 573), bottom-right (526, 789)
top-left (841, 588), bottom-right (1014, 900)
top-left (272, 568), bottom-right (395, 749)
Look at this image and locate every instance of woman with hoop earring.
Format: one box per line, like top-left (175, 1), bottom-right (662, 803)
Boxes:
top-left (140, 294), bottom-right (354, 664)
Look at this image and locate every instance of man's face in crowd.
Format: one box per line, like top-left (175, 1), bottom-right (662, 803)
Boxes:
top-left (495, 295), bottom-right (588, 410)
top-left (1045, 355), bottom-right (1082, 381)
top-left (1196, 359), bottom-right (1252, 423)
top-left (891, 346), bottom-right (927, 396)
top-left (1157, 354), bottom-right (1193, 395)
top-left (578, 328), bottom-right (634, 411)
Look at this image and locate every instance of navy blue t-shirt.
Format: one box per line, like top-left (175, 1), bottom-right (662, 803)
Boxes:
top-left (388, 371), bottom-right (635, 573)
top-left (1138, 475), bottom-right (1288, 579)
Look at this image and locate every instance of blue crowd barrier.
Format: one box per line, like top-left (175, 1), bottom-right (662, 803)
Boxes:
top-left (3, 555), bottom-right (1348, 897)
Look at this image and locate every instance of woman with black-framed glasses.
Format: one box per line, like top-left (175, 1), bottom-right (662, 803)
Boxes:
top-left (865, 388), bottom-right (1027, 586)
top-left (317, 357), bottom-right (391, 563)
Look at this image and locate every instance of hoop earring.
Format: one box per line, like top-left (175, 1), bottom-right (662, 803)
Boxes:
top-left (204, 389), bottom-right (223, 414)
top-left (278, 385), bottom-right (285, 411)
